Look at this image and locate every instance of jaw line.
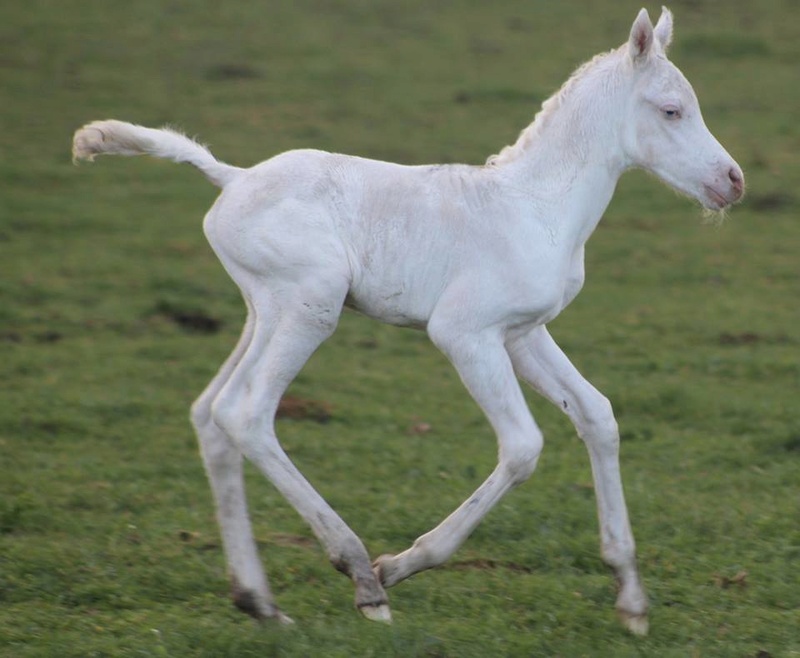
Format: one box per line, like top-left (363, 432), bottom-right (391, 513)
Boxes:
top-left (646, 167), bottom-right (710, 208)
top-left (640, 168), bottom-right (736, 212)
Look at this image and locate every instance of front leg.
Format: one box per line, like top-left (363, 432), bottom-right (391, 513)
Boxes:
top-left (508, 326), bottom-right (649, 635)
top-left (375, 323), bottom-right (544, 587)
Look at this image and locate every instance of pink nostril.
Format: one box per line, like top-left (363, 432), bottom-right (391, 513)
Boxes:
top-left (729, 167), bottom-right (744, 196)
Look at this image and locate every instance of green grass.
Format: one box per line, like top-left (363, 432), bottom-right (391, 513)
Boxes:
top-left (2, 1), bottom-right (799, 656)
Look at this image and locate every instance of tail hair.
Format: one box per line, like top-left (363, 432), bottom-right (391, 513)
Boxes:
top-left (72, 120), bottom-right (242, 188)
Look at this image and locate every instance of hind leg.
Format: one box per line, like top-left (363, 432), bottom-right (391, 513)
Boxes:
top-left (190, 309), bottom-right (292, 622)
top-left (210, 281), bottom-right (390, 622)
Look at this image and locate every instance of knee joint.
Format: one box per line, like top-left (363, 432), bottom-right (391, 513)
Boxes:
top-left (501, 433), bottom-right (543, 485)
top-left (209, 394), bottom-right (265, 446)
top-left (578, 396), bottom-right (619, 448)
top-left (209, 395), bottom-right (239, 437)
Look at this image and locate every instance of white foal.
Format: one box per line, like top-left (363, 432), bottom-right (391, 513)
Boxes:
top-left (73, 7), bottom-right (743, 634)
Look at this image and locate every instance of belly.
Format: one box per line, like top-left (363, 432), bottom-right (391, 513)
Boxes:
top-left (344, 276), bottom-right (438, 329)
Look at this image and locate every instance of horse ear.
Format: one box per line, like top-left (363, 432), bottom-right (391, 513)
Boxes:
top-left (628, 8), bottom-right (654, 62)
top-left (654, 6), bottom-right (674, 51)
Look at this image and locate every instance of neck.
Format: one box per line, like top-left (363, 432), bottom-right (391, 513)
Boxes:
top-left (490, 49), bottom-right (630, 245)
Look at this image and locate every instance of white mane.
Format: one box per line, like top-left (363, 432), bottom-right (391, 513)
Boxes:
top-left (487, 48), bottom-right (623, 166)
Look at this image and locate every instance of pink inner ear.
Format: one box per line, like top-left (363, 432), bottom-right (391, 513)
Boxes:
top-left (635, 29), bottom-right (651, 56)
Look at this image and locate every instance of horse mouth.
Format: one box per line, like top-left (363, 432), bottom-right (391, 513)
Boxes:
top-left (703, 185), bottom-right (734, 210)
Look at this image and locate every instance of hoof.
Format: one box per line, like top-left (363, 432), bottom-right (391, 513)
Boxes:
top-left (231, 578), bottom-right (293, 624)
top-left (359, 603), bottom-right (392, 624)
top-left (618, 610), bottom-right (649, 636)
top-left (274, 610), bottom-right (295, 626)
top-left (234, 596), bottom-right (294, 625)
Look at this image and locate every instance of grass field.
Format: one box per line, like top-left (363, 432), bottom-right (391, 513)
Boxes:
top-left (2, 1), bottom-right (799, 656)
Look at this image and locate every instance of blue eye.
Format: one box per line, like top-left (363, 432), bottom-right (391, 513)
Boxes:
top-left (662, 106), bottom-right (681, 120)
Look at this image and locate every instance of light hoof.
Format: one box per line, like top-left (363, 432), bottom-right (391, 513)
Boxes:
top-left (619, 610), bottom-right (649, 636)
top-left (275, 610), bottom-right (295, 625)
top-left (359, 603), bottom-right (393, 624)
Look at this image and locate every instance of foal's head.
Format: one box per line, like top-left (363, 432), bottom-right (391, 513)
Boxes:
top-left (620, 8), bottom-right (744, 210)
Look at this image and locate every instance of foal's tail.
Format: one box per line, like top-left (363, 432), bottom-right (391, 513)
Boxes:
top-left (72, 120), bottom-right (243, 188)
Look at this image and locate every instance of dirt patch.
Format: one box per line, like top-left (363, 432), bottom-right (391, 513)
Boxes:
top-left (276, 395), bottom-right (333, 423)
top-left (447, 558), bottom-right (532, 573)
top-left (267, 533), bottom-right (316, 550)
top-left (204, 63), bottom-right (262, 81)
top-left (718, 332), bottom-right (761, 346)
top-left (747, 192), bottom-right (795, 211)
top-left (713, 570), bottom-right (748, 589)
top-left (717, 332), bottom-right (792, 346)
top-left (153, 301), bottom-right (222, 334)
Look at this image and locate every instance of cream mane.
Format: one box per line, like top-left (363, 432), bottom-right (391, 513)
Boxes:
top-left (487, 47), bottom-right (623, 166)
